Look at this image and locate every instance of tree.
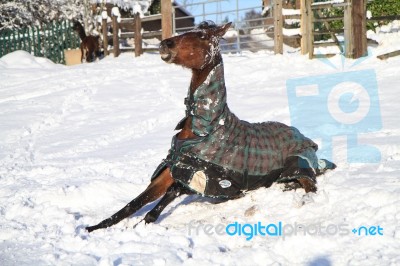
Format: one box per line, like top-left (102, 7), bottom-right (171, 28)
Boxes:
top-left (244, 9), bottom-right (263, 33)
top-left (0, 1), bottom-right (31, 30)
top-left (149, 0), bottom-right (161, 14)
top-left (0, 0), bottom-right (85, 31)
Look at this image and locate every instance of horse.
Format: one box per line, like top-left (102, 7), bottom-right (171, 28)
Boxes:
top-left (86, 21), bottom-right (336, 233)
top-left (72, 21), bottom-right (100, 63)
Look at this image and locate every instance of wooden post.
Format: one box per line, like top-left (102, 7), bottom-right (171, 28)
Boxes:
top-left (343, 0), bottom-right (353, 58)
top-left (274, 0), bottom-right (283, 54)
top-left (300, 0), bottom-right (308, 55)
top-left (295, 0), bottom-right (301, 9)
top-left (262, 0), bottom-right (274, 28)
top-left (112, 14), bottom-right (120, 57)
top-left (134, 13), bottom-right (143, 57)
top-left (306, 0), bottom-right (314, 59)
top-left (351, 0), bottom-right (367, 58)
top-left (102, 18), bottom-right (109, 56)
top-left (316, 9), bottom-right (344, 54)
top-left (161, 0), bottom-right (173, 40)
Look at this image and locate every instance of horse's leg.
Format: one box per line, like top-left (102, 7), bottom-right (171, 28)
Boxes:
top-left (86, 168), bottom-right (174, 232)
top-left (279, 155), bottom-right (317, 193)
top-left (297, 177), bottom-right (317, 193)
top-left (80, 44), bottom-right (84, 63)
top-left (88, 48), bottom-right (93, 62)
top-left (143, 181), bottom-right (191, 224)
top-left (95, 39), bottom-right (101, 60)
top-left (93, 38), bottom-right (100, 61)
top-left (88, 42), bottom-right (95, 62)
top-left (86, 46), bottom-right (91, 62)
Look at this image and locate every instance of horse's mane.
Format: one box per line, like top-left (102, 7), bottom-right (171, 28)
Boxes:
top-left (197, 20), bottom-right (217, 30)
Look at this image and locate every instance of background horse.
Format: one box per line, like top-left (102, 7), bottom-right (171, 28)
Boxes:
top-left (86, 21), bottom-right (335, 233)
top-left (72, 21), bottom-right (100, 63)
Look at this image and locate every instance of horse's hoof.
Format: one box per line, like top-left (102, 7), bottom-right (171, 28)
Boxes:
top-left (144, 211), bottom-right (158, 224)
top-left (86, 226), bottom-right (96, 233)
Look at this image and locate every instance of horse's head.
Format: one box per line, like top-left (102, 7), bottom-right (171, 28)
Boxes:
top-left (159, 21), bottom-right (232, 70)
top-left (72, 21), bottom-right (84, 32)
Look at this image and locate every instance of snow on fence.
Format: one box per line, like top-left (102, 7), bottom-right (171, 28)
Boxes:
top-left (101, 10), bottom-right (162, 58)
top-left (273, 1), bottom-right (303, 54)
top-left (0, 20), bottom-right (81, 64)
top-left (301, 0), bottom-right (400, 59)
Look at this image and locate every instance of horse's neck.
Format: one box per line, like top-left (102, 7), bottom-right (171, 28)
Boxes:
top-left (179, 60), bottom-right (225, 140)
top-left (190, 58), bottom-right (223, 92)
top-left (77, 27), bottom-right (87, 40)
top-left (188, 62), bottom-right (226, 109)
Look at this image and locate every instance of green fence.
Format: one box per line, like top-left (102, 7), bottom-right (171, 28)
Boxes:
top-left (0, 20), bottom-right (81, 64)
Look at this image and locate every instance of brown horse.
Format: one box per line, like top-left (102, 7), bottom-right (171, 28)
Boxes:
top-left (72, 21), bottom-right (100, 63)
top-left (86, 21), bottom-right (335, 233)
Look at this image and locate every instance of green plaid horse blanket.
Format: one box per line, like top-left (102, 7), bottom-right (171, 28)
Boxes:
top-left (152, 63), bottom-right (319, 198)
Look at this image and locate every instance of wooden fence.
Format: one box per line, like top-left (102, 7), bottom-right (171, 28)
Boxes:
top-left (114, 0), bottom-right (400, 58)
top-left (102, 13), bottom-right (162, 58)
top-left (0, 20), bottom-right (81, 64)
top-left (299, 0), bottom-right (367, 59)
top-left (273, 1), bottom-right (303, 54)
top-left (270, 0), bottom-right (351, 57)
top-left (298, 0), bottom-right (400, 59)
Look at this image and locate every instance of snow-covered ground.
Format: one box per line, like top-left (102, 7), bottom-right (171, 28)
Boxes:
top-left (0, 37), bottom-right (399, 265)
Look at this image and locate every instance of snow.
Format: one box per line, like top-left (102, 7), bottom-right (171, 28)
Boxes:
top-left (249, 28), bottom-right (274, 48)
top-left (91, 0), bottom-right (152, 15)
top-left (283, 28), bottom-right (300, 37)
top-left (1, 35), bottom-right (400, 265)
top-left (282, 9), bottom-right (300, 16)
top-left (312, 0), bottom-right (345, 6)
top-left (367, 21), bottom-right (400, 55)
top-left (224, 29), bottom-right (238, 39)
top-left (367, 10), bottom-right (372, 20)
top-left (262, 6), bottom-right (271, 16)
top-left (101, 10), bottom-right (108, 20)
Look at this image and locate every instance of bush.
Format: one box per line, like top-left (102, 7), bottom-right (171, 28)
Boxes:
top-left (0, 0), bottom-right (84, 31)
top-left (314, 0), bottom-right (400, 39)
top-left (367, 0), bottom-right (400, 30)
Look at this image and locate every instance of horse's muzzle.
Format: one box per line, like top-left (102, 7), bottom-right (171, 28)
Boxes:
top-left (159, 39), bottom-right (175, 62)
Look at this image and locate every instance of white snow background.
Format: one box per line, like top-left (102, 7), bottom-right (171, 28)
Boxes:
top-left (1, 28), bottom-right (400, 265)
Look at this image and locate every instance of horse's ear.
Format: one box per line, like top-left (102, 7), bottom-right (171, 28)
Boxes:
top-left (215, 22), bottom-right (232, 37)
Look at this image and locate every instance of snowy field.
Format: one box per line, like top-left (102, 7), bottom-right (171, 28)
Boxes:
top-left (0, 34), bottom-right (400, 265)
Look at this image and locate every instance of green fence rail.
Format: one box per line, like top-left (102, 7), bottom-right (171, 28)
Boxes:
top-left (0, 20), bottom-right (81, 64)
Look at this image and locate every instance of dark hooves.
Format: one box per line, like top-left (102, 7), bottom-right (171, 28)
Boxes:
top-left (86, 225), bottom-right (98, 233)
top-left (144, 211), bottom-right (158, 224)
